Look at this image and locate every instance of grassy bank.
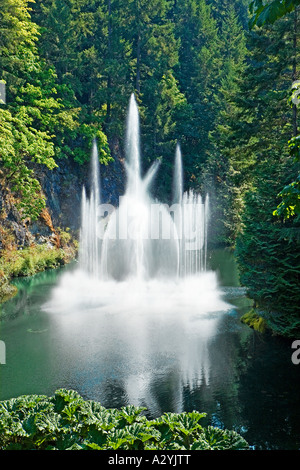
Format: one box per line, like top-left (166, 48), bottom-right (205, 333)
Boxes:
top-left (0, 231), bottom-right (78, 304)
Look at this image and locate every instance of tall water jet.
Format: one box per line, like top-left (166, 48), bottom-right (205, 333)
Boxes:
top-left (100, 94), bottom-right (179, 280)
top-left (181, 191), bottom-right (209, 276)
top-left (79, 139), bottom-right (101, 277)
top-left (172, 144), bottom-right (209, 276)
top-left (173, 143), bottom-right (183, 206)
top-left (173, 143), bottom-right (184, 274)
top-left (126, 93), bottom-right (141, 195)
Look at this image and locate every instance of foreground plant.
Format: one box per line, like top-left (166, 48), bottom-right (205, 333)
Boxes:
top-left (0, 389), bottom-right (249, 450)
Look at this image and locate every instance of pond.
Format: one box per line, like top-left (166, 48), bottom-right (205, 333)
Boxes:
top-left (0, 249), bottom-right (300, 450)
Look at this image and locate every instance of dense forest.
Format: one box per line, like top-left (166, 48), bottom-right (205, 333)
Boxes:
top-left (0, 0), bottom-right (299, 337)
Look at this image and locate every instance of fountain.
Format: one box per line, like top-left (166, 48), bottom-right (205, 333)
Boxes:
top-left (79, 94), bottom-right (209, 281)
top-left (44, 94), bottom-right (230, 411)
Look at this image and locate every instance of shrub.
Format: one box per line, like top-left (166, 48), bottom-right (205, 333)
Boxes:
top-left (0, 389), bottom-right (249, 450)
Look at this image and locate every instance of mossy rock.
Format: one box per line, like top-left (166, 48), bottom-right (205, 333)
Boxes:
top-left (0, 281), bottom-right (18, 304)
top-left (241, 309), bottom-right (268, 333)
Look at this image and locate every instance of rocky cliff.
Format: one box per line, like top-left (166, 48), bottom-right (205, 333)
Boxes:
top-left (0, 139), bottom-right (125, 251)
top-left (0, 139), bottom-right (125, 303)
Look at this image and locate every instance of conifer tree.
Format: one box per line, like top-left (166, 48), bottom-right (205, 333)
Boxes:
top-left (32, 0), bottom-right (111, 164)
top-left (115, 0), bottom-right (185, 196)
top-left (199, 2), bottom-right (248, 245)
top-left (231, 12), bottom-right (300, 336)
top-left (172, 0), bottom-right (221, 185)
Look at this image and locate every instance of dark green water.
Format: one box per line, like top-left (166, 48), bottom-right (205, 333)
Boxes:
top-left (0, 249), bottom-right (300, 450)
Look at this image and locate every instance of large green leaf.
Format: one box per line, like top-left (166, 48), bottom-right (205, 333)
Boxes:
top-left (202, 426), bottom-right (249, 450)
top-left (119, 405), bottom-right (147, 424)
top-left (0, 390), bottom-right (249, 450)
top-left (53, 388), bottom-right (83, 413)
top-left (106, 428), bottom-right (133, 450)
top-left (249, 0), bottom-right (300, 28)
top-left (126, 422), bottom-right (161, 443)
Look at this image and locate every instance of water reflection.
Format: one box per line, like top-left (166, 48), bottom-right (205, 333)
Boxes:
top-left (42, 268), bottom-right (231, 417)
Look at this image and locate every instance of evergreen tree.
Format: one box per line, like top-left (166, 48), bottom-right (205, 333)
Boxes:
top-left (172, 0), bottom-right (221, 186)
top-left (111, 0), bottom-right (186, 198)
top-left (199, 2), bottom-right (248, 245)
top-left (236, 157), bottom-right (300, 337)
top-left (32, 0), bottom-right (111, 164)
top-left (232, 12), bottom-right (300, 336)
top-left (208, 0), bottom-right (250, 29)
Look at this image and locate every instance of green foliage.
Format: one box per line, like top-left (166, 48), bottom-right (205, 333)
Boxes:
top-left (0, 107), bottom-right (54, 220)
top-left (236, 162), bottom-right (300, 337)
top-left (274, 135), bottom-right (300, 219)
top-left (32, 0), bottom-right (113, 164)
top-left (0, 389), bottom-right (249, 450)
top-left (196, 1), bottom-right (248, 245)
top-left (0, 0), bottom-right (112, 221)
top-left (201, 6), bottom-right (300, 335)
top-left (173, 0), bottom-right (222, 185)
top-left (250, 3), bottom-right (300, 224)
top-left (0, 28), bottom-right (59, 219)
top-left (274, 174), bottom-right (300, 218)
top-left (0, 0), bottom-right (252, 220)
top-left (249, 0), bottom-right (300, 28)
top-left (31, 0), bottom-right (247, 196)
top-left (210, 9), bottom-right (298, 242)
top-left (0, 0), bottom-right (57, 219)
